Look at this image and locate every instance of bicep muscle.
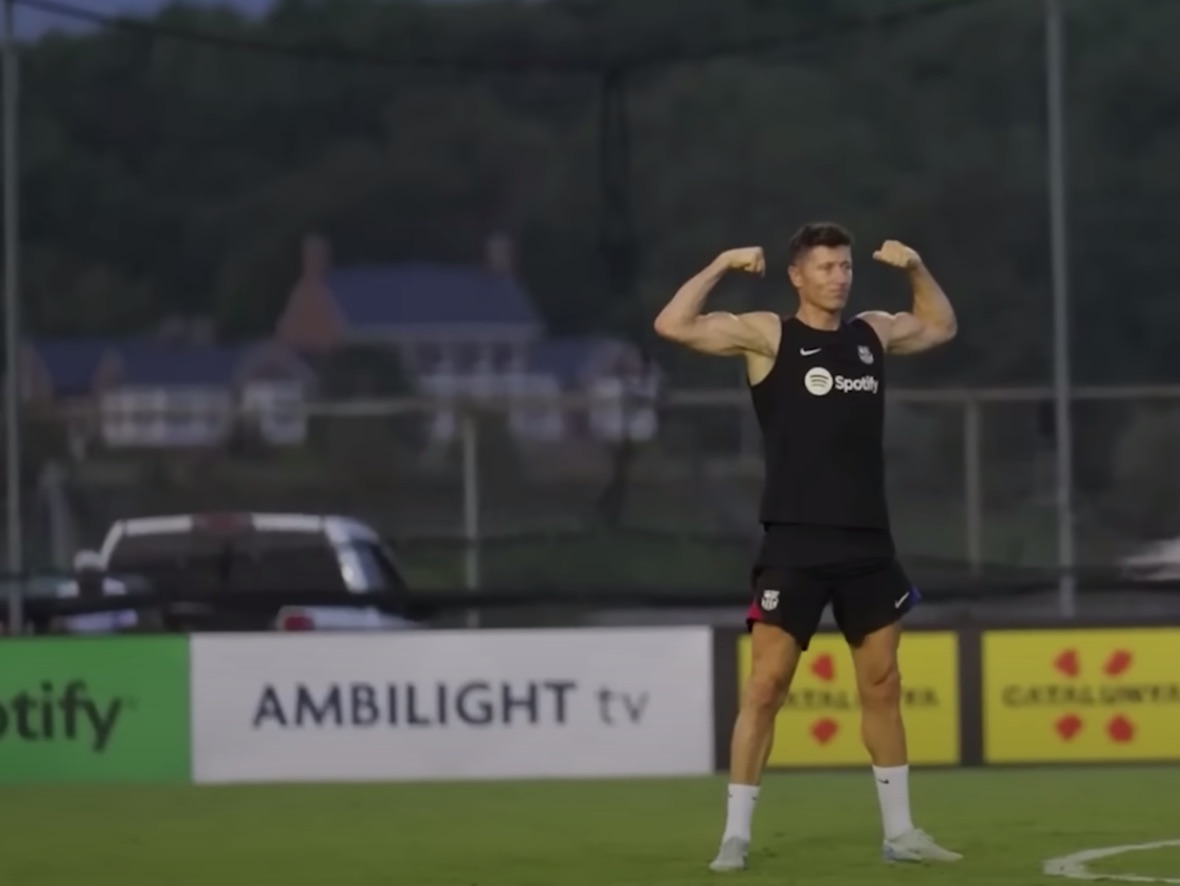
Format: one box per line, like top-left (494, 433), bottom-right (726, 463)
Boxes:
top-left (858, 310), bottom-right (950, 355)
top-left (680, 312), bottom-right (774, 357)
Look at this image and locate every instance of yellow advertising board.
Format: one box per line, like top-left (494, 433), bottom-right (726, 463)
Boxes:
top-left (983, 628), bottom-right (1180, 763)
top-left (736, 632), bottom-right (959, 767)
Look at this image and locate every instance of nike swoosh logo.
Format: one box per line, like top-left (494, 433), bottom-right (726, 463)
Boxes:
top-left (894, 592), bottom-right (910, 609)
top-left (800, 347), bottom-right (822, 356)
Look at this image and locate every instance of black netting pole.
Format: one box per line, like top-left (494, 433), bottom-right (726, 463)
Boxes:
top-left (595, 66), bottom-right (643, 527)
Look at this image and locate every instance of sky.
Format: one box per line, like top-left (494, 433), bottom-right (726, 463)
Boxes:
top-left (15, 0), bottom-right (489, 40)
top-left (16, 0), bottom-right (507, 38)
top-left (16, 0), bottom-right (275, 38)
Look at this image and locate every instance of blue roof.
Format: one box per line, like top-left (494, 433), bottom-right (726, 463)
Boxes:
top-left (29, 337), bottom-right (305, 390)
top-left (327, 263), bottom-right (540, 329)
top-left (29, 338), bottom-right (113, 395)
top-left (115, 342), bottom-right (245, 386)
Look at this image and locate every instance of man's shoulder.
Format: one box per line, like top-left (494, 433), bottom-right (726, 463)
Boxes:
top-left (852, 311), bottom-right (892, 346)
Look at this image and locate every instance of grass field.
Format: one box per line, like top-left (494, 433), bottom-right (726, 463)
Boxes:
top-left (5, 767), bottom-right (1180, 885)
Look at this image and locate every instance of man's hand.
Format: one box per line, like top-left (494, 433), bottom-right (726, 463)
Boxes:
top-left (718, 247), bottom-right (766, 276)
top-left (872, 240), bottom-right (921, 271)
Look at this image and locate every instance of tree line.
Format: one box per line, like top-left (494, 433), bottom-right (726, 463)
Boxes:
top-left (12, 0), bottom-right (1178, 387)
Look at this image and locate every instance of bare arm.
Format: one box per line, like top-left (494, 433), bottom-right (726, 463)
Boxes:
top-left (859, 241), bottom-right (957, 355)
top-left (653, 249), bottom-right (777, 358)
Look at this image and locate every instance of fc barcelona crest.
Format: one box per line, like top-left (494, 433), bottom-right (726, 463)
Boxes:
top-left (858, 345), bottom-right (874, 365)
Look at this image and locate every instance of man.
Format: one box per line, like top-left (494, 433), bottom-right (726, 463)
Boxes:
top-left (53, 550), bottom-right (139, 635)
top-left (653, 222), bottom-right (960, 870)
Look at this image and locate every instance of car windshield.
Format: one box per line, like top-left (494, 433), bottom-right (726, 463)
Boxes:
top-left (107, 529), bottom-right (349, 593)
top-left (343, 540), bottom-right (408, 594)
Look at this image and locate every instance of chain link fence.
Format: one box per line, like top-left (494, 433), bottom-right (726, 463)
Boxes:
top-left (4, 384), bottom-right (1171, 590)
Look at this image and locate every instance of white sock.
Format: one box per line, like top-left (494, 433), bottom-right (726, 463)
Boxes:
top-left (722, 784), bottom-right (759, 842)
top-left (872, 765), bottom-right (914, 840)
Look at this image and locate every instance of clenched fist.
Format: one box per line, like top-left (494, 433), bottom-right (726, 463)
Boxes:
top-left (718, 247), bottom-right (765, 276)
top-left (873, 240), bottom-right (922, 271)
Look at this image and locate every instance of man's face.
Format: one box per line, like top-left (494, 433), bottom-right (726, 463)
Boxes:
top-left (788, 245), bottom-right (853, 312)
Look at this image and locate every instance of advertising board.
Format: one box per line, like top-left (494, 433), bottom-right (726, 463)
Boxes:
top-left (983, 628), bottom-right (1180, 763)
top-left (191, 628), bottom-right (714, 783)
top-left (0, 637), bottom-right (190, 784)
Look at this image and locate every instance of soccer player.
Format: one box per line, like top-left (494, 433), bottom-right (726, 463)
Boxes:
top-left (653, 223), bottom-right (962, 870)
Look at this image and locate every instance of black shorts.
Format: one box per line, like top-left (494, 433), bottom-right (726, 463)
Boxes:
top-left (745, 524), bottom-right (918, 649)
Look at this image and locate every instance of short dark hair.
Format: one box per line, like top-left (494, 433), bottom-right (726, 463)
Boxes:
top-left (787, 222), bottom-right (854, 265)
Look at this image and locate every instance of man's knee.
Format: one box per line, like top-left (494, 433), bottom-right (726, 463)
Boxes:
top-left (858, 660), bottom-right (901, 709)
top-left (744, 669), bottom-right (791, 713)
top-left (742, 624), bottom-right (800, 713)
top-left (853, 627), bottom-right (902, 709)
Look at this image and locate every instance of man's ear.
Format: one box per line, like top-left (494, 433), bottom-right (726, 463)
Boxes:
top-left (787, 264), bottom-right (802, 290)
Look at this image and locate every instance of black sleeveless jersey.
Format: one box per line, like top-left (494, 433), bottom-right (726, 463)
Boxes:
top-left (749, 316), bottom-right (890, 530)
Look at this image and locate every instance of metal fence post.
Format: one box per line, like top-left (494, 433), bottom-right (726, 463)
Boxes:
top-left (3, 0), bottom-right (22, 633)
top-left (963, 397), bottom-right (983, 577)
top-left (1046, 0), bottom-right (1076, 618)
top-left (461, 408), bottom-right (481, 628)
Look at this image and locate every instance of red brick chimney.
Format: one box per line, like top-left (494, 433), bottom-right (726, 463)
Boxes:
top-left (485, 232), bottom-right (514, 276)
top-left (302, 234), bottom-right (331, 280)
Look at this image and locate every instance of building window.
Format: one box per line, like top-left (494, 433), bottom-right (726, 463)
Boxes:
top-left (241, 380), bottom-right (307, 446)
top-left (414, 342), bottom-right (445, 376)
top-left (100, 387), bottom-right (232, 448)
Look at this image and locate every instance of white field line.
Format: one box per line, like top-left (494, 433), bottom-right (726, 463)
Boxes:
top-left (1044, 839), bottom-right (1180, 883)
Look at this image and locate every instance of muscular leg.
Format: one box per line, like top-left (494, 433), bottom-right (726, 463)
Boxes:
top-left (850, 621), bottom-right (906, 768)
top-left (711, 561), bottom-right (827, 872)
top-left (731, 622), bottom-right (802, 784)
top-left (847, 617), bottom-right (961, 861)
top-left (850, 623), bottom-right (913, 840)
top-left (710, 623), bottom-right (805, 872)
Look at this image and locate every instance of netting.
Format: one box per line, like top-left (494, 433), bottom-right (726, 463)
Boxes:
top-left (5, 0), bottom-right (1180, 593)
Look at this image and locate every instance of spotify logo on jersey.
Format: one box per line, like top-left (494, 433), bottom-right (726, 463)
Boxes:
top-left (804, 367), bottom-right (835, 395)
top-left (803, 367), bottom-right (880, 396)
